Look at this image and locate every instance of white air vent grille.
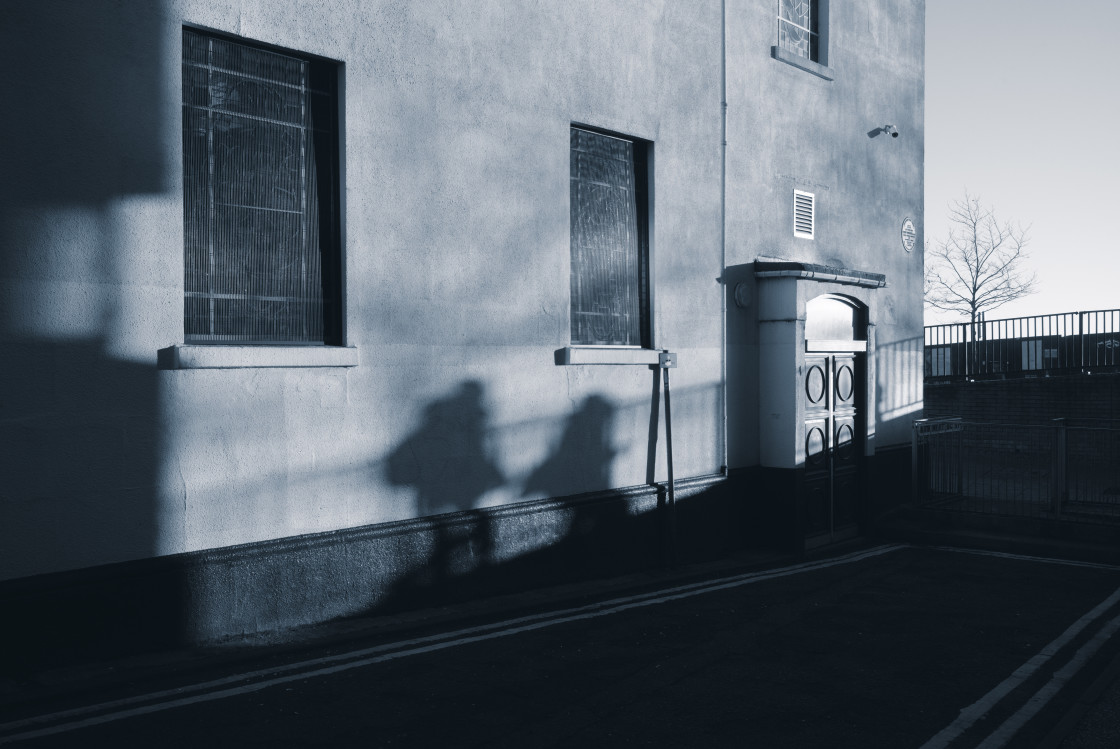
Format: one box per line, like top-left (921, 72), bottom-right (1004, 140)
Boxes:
top-left (793, 190), bottom-right (815, 239)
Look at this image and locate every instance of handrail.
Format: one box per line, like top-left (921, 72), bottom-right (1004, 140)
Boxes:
top-left (925, 309), bottom-right (1120, 379)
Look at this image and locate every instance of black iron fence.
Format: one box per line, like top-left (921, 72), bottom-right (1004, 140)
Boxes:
top-left (911, 417), bottom-right (1120, 523)
top-left (925, 309), bottom-right (1120, 380)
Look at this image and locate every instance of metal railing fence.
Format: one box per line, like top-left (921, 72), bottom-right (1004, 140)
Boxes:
top-left (912, 418), bottom-right (1120, 522)
top-left (925, 309), bottom-right (1120, 379)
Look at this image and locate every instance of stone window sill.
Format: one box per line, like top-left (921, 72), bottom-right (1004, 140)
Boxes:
top-left (559, 346), bottom-right (662, 366)
top-left (160, 345), bottom-right (359, 370)
top-left (770, 46), bottom-right (834, 81)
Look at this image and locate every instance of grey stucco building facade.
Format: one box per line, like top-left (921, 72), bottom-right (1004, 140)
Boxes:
top-left (0, 0), bottom-right (925, 663)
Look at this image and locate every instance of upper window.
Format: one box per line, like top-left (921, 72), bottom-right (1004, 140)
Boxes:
top-left (182, 29), bottom-right (342, 345)
top-left (778, 0), bottom-right (822, 63)
top-left (569, 127), bottom-right (650, 348)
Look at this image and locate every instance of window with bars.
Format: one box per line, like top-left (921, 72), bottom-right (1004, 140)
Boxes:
top-left (182, 29), bottom-right (341, 344)
top-left (778, 0), bottom-right (823, 63)
top-left (569, 127), bottom-right (650, 348)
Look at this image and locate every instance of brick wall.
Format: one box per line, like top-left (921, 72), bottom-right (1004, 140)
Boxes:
top-left (924, 372), bottom-right (1120, 426)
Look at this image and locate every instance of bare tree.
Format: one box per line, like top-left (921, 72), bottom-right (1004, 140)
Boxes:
top-left (925, 192), bottom-right (1037, 326)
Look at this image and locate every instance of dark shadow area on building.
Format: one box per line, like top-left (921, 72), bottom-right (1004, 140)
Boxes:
top-left (0, 338), bottom-right (179, 673)
top-left (0, 3), bottom-right (168, 206)
top-left (383, 381), bottom-right (503, 594)
top-left (0, 375), bottom-right (778, 673)
top-left (517, 395), bottom-right (645, 575)
top-left (0, 2), bottom-right (180, 674)
top-left (372, 392), bottom-right (649, 613)
top-left (525, 395), bottom-right (618, 496)
top-left (362, 388), bottom-right (759, 619)
top-left (868, 336), bottom-right (924, 521)
top-left (722, 263), bottom-right (759, 473)
top-left (722, 263), bottom-right (792, 552)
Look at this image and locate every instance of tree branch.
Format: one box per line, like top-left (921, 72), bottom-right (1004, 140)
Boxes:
top-left (924, 191), bottom-right (1037, 322)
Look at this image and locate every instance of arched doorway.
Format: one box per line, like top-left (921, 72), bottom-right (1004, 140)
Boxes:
top-left (802, 294), bottom-right (866, 545)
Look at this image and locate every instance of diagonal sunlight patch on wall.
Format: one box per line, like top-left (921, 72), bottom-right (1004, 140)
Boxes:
top-left (877, 337), bottom-right (924, 435)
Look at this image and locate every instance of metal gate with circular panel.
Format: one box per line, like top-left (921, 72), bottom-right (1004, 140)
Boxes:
top-left (803, 295), bottom-right (865, 544)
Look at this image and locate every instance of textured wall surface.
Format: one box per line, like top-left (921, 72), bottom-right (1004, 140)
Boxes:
top-left (724, 0), bottom-right (926, 465)
top-left (0, 0), bottom-right (924, 602)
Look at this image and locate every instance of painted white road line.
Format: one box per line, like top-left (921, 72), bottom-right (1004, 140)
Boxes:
top-left (0, 544), bottom-right (905, 744)
top-left (920, 582), bottom-right (1120, 749)
top-left (976, 606), bottom-right (1120, 748)
top-left (927, 545), bottom-right (1120, 572)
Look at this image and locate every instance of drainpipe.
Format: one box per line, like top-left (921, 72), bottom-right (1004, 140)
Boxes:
top-left (719, 0), bottom-right (729, 475)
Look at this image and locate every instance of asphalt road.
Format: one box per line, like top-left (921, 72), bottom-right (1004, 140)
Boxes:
top-left (5, 544), bottom-right (1120, 748)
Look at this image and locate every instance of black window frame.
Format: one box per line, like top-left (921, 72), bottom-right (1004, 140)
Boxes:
top-left (181, 27), bottom-right (343, 346)
top-left (568, 125), bottom-right (652, 349)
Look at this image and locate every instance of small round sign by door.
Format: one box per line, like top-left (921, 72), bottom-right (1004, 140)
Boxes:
top-left (901, 217), bottom-right (917, 253)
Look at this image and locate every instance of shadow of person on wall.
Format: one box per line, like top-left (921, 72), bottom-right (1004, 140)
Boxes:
top-left (521, 395), bottom-right (653, 578)
top-left (385, 381), bottom-right (503, 594)
top-left (524, 395), bottom-right (617, 497)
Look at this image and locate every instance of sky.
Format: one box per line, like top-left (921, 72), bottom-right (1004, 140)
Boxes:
top-left (924, 0), bottom-right (1120, 324)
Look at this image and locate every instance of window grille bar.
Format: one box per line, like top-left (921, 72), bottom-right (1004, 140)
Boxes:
top-left (778, 18), bottom-right (817, 37)
top-left (214, 202), bottom-right (304, 215)
top-left (185, 291), bottom-right (315, 303)
top-left (206, 35), bottom-right (217, 340)
top-left (186, 104), bottom-right (323, 132)
top-left (298, 59), bottom-right (309, 341)
top-left (183, 60), bottom-right (330, 94)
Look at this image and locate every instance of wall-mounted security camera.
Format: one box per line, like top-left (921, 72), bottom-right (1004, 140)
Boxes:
top-left (884, 124), bottom-right (899, 138)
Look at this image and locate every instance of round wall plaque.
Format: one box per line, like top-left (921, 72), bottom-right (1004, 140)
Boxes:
top-left (733, 281), bottom-right (751, 309)
top-left (901, 217), bottom-right (917, 253)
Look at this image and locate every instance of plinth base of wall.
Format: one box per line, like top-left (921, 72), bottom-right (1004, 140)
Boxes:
top-left (1, 473), bottom-right (770, 672)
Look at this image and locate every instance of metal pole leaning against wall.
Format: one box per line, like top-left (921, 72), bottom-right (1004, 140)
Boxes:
top-left (660, 351), bottom-right (677, 566)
